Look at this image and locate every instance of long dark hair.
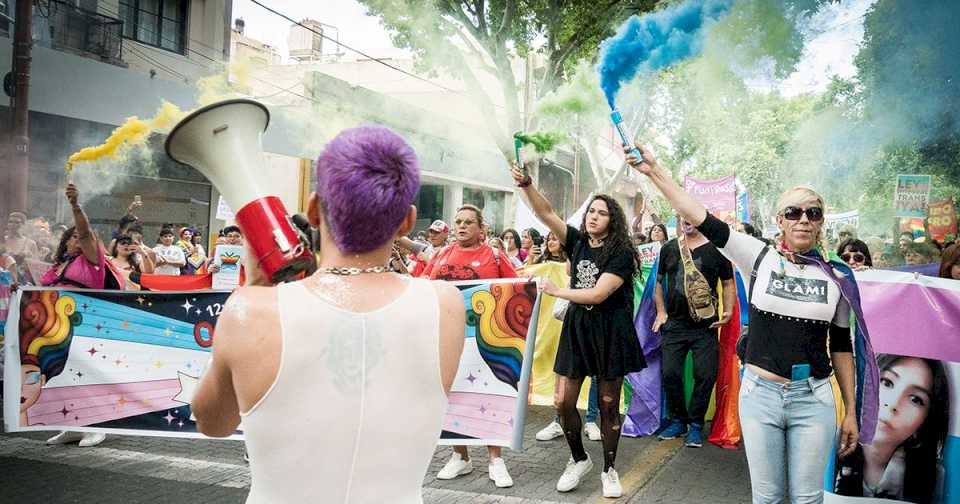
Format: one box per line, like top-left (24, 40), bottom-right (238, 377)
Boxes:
top-left (536, 231), bottom-right (568, 264)
top-left (580, 194), bottom-right (638, 275)
top-left (54, 226), bottom-right (77, 265)
top-left (110, 234), bottom-right (141, 273)
top-left (880, 354), bottom-right (949, 503)
top-left (835, 354), bottom-right (949, 502)
top-left (501, 228), bottom-right (521, 250)
top-left (647, 224), bottom-right (668, 243)
top-left (940, 243), bottom-right (959, 279)
top-left (837, 238), bottom-right (873, 267)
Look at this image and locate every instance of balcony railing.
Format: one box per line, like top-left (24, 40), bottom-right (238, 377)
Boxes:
top-left (43, 0), bottom-right (123, 64)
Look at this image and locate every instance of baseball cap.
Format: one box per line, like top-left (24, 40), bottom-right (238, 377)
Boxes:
top-left (429, 220), bottom-right (449, 233)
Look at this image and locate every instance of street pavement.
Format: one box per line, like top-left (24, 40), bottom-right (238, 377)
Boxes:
top-left (0, 404), bottom-right (751, 503)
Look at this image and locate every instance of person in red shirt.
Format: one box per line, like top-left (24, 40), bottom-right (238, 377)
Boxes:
top-left (422, 205), bottom-right (517, 281)
top-left (424, 204), bottom-right (517, 488)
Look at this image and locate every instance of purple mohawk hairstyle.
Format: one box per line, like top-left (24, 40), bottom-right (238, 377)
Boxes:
top-left (316, 126), bottom-right (420, 254)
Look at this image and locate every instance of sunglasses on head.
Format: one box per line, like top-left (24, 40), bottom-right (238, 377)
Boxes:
top-left (841, 252), bottom-right (865, 263)
top-left (782, 206), bottom-right (824, 222)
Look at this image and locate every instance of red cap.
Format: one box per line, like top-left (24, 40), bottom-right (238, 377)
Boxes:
top-left (429, 220), bottom-right (449, 234)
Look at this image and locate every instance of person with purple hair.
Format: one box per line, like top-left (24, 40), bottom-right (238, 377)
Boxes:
top-left (191, 126), bottom-right (466, 503)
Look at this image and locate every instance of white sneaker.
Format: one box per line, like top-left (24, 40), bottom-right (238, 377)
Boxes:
top-left (584, 422), bottom-right (601, 441)
top-left (488, 457), bottom-right (513, 488)
top-left (78, 432), bottom-right (106, 447)
top-left (556, 455), bottom-right (593, 492)
top-left (601, 468), bottom-right (622, 498)
top-left (46, 431), bottom-right (84, 445)
top-left (536, 420), bottom-right (564, 441)
top-left (436, 452), bottom-right (473, 480)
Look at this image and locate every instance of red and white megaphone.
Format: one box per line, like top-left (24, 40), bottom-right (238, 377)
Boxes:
top-left (165, 99), bottom-right (316, 283)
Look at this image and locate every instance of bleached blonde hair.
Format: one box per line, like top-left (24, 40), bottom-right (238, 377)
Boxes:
top-left (775, 186), bottom-right (825, 215)
top-left (775, 186), bottom-right (828, 254)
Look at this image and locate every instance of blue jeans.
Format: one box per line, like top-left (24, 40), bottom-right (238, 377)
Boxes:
top-left (554, 378), bottom-right (599, 422)
top-left (739, 367), bottom-right (837, 504)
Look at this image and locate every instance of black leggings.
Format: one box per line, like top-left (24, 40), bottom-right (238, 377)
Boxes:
top-left (556, 375), bottom-right (624, 471)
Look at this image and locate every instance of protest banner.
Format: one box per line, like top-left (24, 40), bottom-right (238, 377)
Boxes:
top-left (3, 288), bottom-right (232, 438)
top-left (684, 175), bottom-right (737, 224)
top-left (894, 174), bottom-right (932, 218)
top-left (4, 281), bottom-right (542, 449)
top-left (928, 198), bottom-right (958, 241)
top-left (824, 271), bottom-right (960, 503)
top-left (439, 279), bottom-right (540, 449)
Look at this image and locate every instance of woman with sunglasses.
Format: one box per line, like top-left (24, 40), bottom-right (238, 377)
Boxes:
top-left (625, 143), bottom-right (878, 504)
top-left (108, 234), bottom-right (155, 290)
top-left (836, 239), bottom-right (873, 271)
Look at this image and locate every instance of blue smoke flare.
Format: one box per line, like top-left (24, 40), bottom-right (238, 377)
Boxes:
top-left (598, 0), bottom-right (734, 108)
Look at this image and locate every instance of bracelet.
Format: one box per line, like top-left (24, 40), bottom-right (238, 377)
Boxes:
top-left (71, 204), bottom-right (82, 212)
top-left (517, 176), bottom-right (532, 188)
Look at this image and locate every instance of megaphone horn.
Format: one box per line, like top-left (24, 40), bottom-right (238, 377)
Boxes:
top-left (165, 99), bottom-right (316, 283)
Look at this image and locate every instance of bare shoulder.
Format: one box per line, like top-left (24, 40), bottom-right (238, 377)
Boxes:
top-left (429, 279), bottom-right (460, 300)
top-left (215, 286), bottom-right (279, 347)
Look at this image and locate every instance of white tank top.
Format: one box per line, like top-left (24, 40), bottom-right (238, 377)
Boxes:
top-left (240, 278), bottom-right (447, 504)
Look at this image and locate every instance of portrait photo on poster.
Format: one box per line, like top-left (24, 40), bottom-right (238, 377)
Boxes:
top-left (826, 355), bottom-right (958, 504)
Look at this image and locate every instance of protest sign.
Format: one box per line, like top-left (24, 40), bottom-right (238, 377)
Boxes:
top-left (894, 174), bottom-right (932, 218)
top-left (928, 198), bottom-right (958, 241)
top-left (824, 271), bottom-right (960, 503)
top-left (211, 244), bottom-right (244, 290)
top-left (684, 175), bottom-right (737, 224)
top-left (637, 241), bottom-right (662, 269)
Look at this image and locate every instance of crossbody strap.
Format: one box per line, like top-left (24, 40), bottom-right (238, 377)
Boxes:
top-left (747, 246), bottom-right (771, 305)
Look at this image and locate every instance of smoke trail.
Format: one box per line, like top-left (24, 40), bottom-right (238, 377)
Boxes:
top-left (598, 0), bottom-right (733, 108)
top-left (64, 102), bottom-right (186, 174)
top-left (514, 131), bottom-right (566, 154)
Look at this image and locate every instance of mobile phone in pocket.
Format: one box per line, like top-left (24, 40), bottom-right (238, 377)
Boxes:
top-left (791, 364), bottom-right (811, 381)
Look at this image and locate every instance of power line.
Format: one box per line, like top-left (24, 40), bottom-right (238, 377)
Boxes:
top-left (248, 0), bottom-right (462, 94)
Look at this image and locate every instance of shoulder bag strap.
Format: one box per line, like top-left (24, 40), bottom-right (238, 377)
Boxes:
top-left (748, 246), bottom-right (771, 305)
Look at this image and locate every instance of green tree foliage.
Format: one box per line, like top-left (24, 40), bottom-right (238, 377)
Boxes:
top-left (356, 0), bottom-right (658, 159)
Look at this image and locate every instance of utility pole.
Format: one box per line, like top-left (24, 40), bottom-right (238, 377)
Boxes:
top-left (6, 0), bottom-right (32, 218)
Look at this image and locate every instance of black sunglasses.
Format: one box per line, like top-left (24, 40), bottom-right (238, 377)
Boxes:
top-left (782, 206), bottom-right (824, 222)
top-left (841, 252), bottom-right (865, 263)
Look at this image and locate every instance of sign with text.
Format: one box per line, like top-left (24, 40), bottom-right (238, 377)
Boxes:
top-left (684, 175), bottom-right (737, 224)
top-left (928, 198), bottom-right (958, 240)
top-left (893, 174), bottom-right (932, 218)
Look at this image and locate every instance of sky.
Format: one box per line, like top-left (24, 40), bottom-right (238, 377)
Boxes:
top-left (231, 0), bottom-right (411, 62)
top-left (233, 0), bottom-right (875, 94)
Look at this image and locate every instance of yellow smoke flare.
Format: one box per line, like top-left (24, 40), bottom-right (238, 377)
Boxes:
top-left (64, 102), bottom-right (186, 173)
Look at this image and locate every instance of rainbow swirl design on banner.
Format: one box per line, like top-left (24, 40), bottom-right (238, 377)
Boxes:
top-left (468, 283), bottom-right (536, 390)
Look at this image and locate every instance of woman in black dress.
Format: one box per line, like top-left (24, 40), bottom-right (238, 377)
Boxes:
top-left (511, 162), bottom-right (646, 498)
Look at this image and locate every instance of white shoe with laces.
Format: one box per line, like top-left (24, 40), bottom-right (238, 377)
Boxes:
top-left (46, 431), bottom-right (84, 445)
top-left (78, 432), bottom-right (106, 447)
top-left (556, 455), bottom-right (593, 492)
top-left (436, 452), bottom-right (473, 480)
top-left (601, 468), bottom-right (622, 498)
top-left (488, 457), bottom-right (513, 488)
top-left (584, 422), bottom-right (601, 441)
top-left (536, 420), bottom-right (564, 441)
